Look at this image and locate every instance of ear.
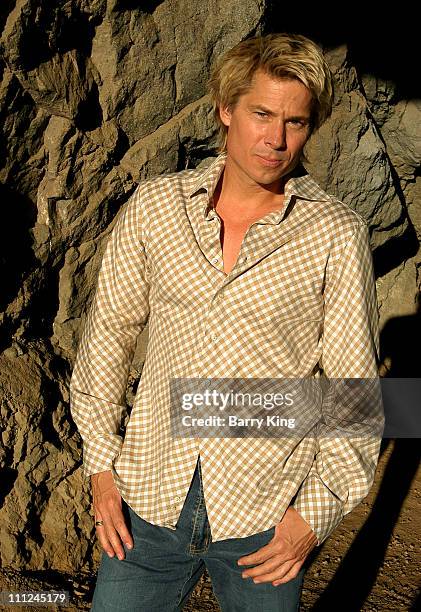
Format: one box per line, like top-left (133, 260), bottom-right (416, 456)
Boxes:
top-left (219, 105), bottom-right (232, 127)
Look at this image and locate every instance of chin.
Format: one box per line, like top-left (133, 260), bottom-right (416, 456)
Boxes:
top-left (259, 170), bottom-right (288, 184)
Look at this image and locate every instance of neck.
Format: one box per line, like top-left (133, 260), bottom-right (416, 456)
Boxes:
top-left (214, 156), bottom-right (287, 214)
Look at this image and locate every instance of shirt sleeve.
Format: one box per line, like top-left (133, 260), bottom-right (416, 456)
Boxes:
top-left (69, 185), bottom-right (150, 480)
top-left (292, 220), bottom-right (384, 545)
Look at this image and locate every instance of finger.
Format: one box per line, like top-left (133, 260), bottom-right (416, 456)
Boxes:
top-left (94, 514), bottom-right (116, 559)
top-left (238, 539), bottom-right (296, 569)
top-left (272, 560), bottom-right (303, 586)
top-left (237, 540), bottom-right (276, 567)
top-left (241, 555), bottom-right (283, 579)
top-left (112, 507), bottom-right (134, 551)
top-left (103, 498), bottom-right (134, 558)
top-left (94, 499), bottom-right (124, 557)
top-left (94, 491), bottom-right (133, 557)
top-left (100, 506), bottom-right (127, 560)
top-left (251, 558), bottom-right (298, 584)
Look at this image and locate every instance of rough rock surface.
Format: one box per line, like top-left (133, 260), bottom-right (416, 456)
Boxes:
top-left (0, 1), bottom-right (420, 609)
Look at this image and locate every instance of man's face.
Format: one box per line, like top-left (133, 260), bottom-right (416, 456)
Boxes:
top-left (219, 70), bottom-right (313, 192)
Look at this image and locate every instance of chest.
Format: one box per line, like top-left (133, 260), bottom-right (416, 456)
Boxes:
top-left (219, 221), bottom-right (251, 274)
top-left (219, 208), bottom-right (279, 274)
top-left (146, 199), bottom-right (327, 323)
top-left (216, 201), bottom-right (285, 275)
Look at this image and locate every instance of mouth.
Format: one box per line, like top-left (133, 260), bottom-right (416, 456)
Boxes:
top-left (256, 155), bottom-right (286, 167)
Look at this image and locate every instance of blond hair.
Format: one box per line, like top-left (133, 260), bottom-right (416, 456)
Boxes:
top-left (208, 33), bottom-right (333, 151)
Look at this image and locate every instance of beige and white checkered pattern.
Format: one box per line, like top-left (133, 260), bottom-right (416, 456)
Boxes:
top-left (70, 153), bottom-right (383, 545)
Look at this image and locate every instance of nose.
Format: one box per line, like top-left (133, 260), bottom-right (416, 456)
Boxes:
top-left (264, 122), bottom-right (287, 149)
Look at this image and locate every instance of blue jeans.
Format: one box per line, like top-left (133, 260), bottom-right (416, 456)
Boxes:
top-left (91, 459), bottom-right (305, 611)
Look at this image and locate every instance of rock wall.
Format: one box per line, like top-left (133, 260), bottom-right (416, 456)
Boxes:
top-left (0, 0), bottom-right (419, 575)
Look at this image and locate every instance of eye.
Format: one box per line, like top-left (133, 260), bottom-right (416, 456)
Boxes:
top-left (288, 119), bottom-right (307, 128)
top-left (254, 111), bottom-right (268, 118)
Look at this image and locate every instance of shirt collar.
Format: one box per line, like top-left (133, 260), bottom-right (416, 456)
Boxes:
top-left (188, 153), bottom-right (227, 195)
top-left (187, 153), bottom-right (331, 224)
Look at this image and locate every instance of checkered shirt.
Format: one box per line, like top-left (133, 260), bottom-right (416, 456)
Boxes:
top-left (70, 153), bottom-right (383, 544)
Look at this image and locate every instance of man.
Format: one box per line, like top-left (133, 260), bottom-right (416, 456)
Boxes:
top-left (70, 33), bottom-right (383, 611)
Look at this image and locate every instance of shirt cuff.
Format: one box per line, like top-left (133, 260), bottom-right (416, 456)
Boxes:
top-left (292, 473), bottom-right (344, 545)
top-left (82, 434), bottom-right (124, 480)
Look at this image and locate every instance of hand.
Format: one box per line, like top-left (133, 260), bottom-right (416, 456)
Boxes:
top-left (91, 470), bottom-right (134, 560)
top-left (238, 507), bottom-right (317, 586)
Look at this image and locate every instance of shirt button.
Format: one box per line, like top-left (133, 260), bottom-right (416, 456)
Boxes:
top-left (210, 333), bottom-right (218, 342)
top-left (211, 257), bottom-right (219, 264)
top-left (174, 496), bottom-right (182, 503)
top-left (241, 256), bottom-right (248, 263)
